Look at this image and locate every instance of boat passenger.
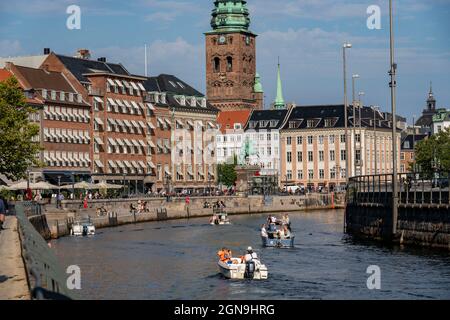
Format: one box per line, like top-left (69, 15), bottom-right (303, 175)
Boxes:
top-left (282, 225), bottom-right (291, 239)
top-left (261, 224), bottom-right (268, 238)
top-left (217, 248), bottom-right (227, 262)
top-left (244, 247), bottom-right (258, 263)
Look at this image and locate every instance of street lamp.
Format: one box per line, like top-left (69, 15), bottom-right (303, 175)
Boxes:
top-left (343, 42), bottom-right (352, 183)
top-left (389, 0), bottom-right (399, 235)
top-left (372, 106), bottom-right (380, 175)
top-left (357, 91), bottom-right (365, 175)
top-left (57, 175), bottom-right (61, 208)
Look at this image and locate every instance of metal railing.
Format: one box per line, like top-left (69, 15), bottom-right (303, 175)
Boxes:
top-left (15, 203), bottom-right (75, 300)
top-left (347, 172), bottom-right (450, 206)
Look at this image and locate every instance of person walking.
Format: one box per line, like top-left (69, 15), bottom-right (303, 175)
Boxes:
top-left (0, 196), bottom-right (6, 231)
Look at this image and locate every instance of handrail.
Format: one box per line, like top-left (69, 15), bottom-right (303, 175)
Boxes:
top-left (15, 203), bottom-right (76, 300)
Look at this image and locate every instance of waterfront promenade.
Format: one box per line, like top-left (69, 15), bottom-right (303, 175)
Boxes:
top-left (0, 217), bottom-right (30, 300)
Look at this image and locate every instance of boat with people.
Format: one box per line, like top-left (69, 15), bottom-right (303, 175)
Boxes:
top-left (261, 214), bottom-right (295, 248)
top-left (217, 247), bottom-right (268, 280)
top-left (210, 208), bottom-right (231, 225)
top-left (70, 221), bottom-right (96, 237)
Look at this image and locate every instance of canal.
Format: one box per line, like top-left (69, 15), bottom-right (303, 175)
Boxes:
top-left (51, 209), bottom-right (450, 300)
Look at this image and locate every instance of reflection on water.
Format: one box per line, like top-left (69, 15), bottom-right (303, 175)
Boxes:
top-left (51, 210), bottom-right (450, 300)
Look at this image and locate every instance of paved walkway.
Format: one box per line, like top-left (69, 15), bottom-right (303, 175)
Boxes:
top-left (0, 217), bottom-right (30, 300)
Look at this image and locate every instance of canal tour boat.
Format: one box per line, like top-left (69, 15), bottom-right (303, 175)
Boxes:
top-left (210, 209), bottom-right (231, 225)
top-left (70, 222), bottom-right (96, 237)
top-left (217, 258), bottom-right (268, 280)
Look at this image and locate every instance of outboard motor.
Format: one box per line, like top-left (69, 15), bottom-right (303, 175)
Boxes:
top-left (245, 261), bottom-right (256, 279)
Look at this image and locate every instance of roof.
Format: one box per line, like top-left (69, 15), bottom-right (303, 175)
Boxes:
top-left (0, 55), bottom-right (49, 69)
top-left (416, 114), bottom-right (434, 127)
top-left (13, 65), bottom-right (75, 92)
top-left (0, 69), bottom-right (12, 82)
top-left (56, 54), bottom-right (129, 83)
top-left (151, 74), bottom-right (204, 97)
top-left (401, 134), bottom-right (427, 151)
top-left (281, 105), bottom-right (393, 130)
top-left (217, 110), bottom-right (251, 133)
top-left (245, 109), bottom-right (289, 130)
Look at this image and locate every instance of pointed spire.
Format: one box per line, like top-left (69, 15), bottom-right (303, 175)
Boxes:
top-left (429, 81), bottom-right (433, 96)
top-left (274, 57), bottom-right (285, 109)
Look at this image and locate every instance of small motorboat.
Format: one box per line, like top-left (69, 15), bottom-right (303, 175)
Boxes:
top-left (262, 222), bottom-right (295, 248)
top-left (218, 258), bottom-right (268, 280)
top-left (210, 211), bottom-right (230, 225)
top-left (70, 222), bottom-right (96, 236)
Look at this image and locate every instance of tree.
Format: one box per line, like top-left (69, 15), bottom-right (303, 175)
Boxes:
top-left (218, 155), bottom-right (237, 187)
top-left (414, 127), bottom-right (450, 177)
top-left (0, 77), bottom-right (41, 180)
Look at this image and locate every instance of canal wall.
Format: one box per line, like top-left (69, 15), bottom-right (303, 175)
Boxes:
top-left (345, 203), bottom-right (450, 250)
top-left (42, 194), bottom-right (345, 239)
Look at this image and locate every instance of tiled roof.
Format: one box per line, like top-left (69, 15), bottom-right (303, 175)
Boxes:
top-left (56, 54), bottom-right (129, 83)
top-left (14, 65), bottom-right (75, 92)
top-left (245, 109), bottom-right (289, 130)
top-left (217, 110), bottom-right (251, 133)
top-left (401, 134), bottom-right (428, 150)
top-left (0, 69), bottom-right (12, 82)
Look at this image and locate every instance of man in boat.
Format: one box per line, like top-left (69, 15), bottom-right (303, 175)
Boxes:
top-left (243, 247), bottom-right (259, 278)
top-left (217, 248), bottom-right (227, 262)
top-left (282, 225), bottom-right (291, 239)
top-left (261, 224), bottom-right (268, 238)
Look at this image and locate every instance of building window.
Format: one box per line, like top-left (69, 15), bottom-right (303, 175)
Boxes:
top-left (297, 170), bottom-right (303, 180)
top-left (297, 136), bottom-right (303, 145)
top-left (287, 152), bottom-right (292, 163)
top-left (308, 170), bottom-right (314, 179)
top-left (286, 137), bottom-right (292, 145)
top-left (329, 135), bottom-right (335, 144)
top-left (400, 152), bottom-right (405, 160)
top-left (226, 56), bottom-right (233, 72)
top-left (267, 147), bottom-right (272, 156)
top-left (287, 170), bottom-right (292, 180)
top-left (330, 150), bottom-right (335, 161)
top-left (319, 169), bottom-right (325, 179)
top-left (340, 135), bottom-right (346, 143)
top-left (356, 134), bottom-right (361, 143)
top-left (318, 135), bottom-right (324, 144)
top-left (308, 136), bottom-right (313, 144)
top-left (308, 151), bottom-right (313, 162)
top-left (356, 149), bottom-right (361, 161)
top-left (341, 150), bottom-right (347, 161)
top-left (297, 151), bottom-right (303, 162)
top-left (330, 169), bottom-right (336, 179)
top-left (213, 57), bottom-right (220, 73)
top-left (319, 151), bottom-right (324, 162)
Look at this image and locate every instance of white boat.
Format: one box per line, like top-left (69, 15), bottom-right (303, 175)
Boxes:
top-left (218, 258), bottom-right (268, 280)
top-left (70, 222), bottom-right (96, 236)
top-left (210, 212), bottom-right (230, 225)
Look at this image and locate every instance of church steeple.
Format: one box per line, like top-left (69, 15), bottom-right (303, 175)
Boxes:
top-left (274, 59), bottom-right (285, 109)
top-left (427, 81), bottom-right (436, 112)
top-left (210, 0), bottom-right (251, 33)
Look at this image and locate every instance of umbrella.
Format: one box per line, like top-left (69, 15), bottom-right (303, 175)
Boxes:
top-left (0, 185), bottom-right (10, 191)
top-left (32, 181), bottom-right (60, 190)
top-left (92, 182), bottom-right (124, 190)
top-left (60, 181), bottom-right (96, 190)
top-left (6, 181), bottom-right (29, 191)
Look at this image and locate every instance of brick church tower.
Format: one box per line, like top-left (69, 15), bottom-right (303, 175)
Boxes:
top-left (205, 0), bottom-right (263, 111)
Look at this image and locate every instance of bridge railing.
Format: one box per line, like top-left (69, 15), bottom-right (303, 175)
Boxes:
top-left (15, 203), bottom-right (75, 300)
top-left (348, 172), bottom-right (450, 206)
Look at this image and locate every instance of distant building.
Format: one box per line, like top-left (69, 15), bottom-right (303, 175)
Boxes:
top-left (416, 83), bottom-right (438, 133)
top-left (244, 109), bottom-right (289, 176)
top-left (432, 109), bottom-right (450, 134)
top-left (216, 110), bottom-right (251, 164)
top-left (400, 134), bottom-right (428, 173)
top-left (280, 105), bottom-right (401, 191)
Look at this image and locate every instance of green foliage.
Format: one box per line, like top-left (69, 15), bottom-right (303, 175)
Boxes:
top-left (218, 155), bottom-right (237, 187)
top-left (414, 128), bottom-right (450, 176)
top-left (0, 77), bottom-right (41, 180)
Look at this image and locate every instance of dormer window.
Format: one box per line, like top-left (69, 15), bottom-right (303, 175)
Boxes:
top-left (190, 97), bottom-right (197, 107)
top-left (51, 90), bottom-right (56, 100)
top-left (259, 120), bottom-right (268, 128)
top-left (270, 120), bottom-right (278, 128)
top-left (60, 92), bottom-right (65, 101)
top-left (404, 141), bottom-right (410, 149)
top-left (177, 82), bottom-right (185, 89)
top-left (77, 94), bottom-right (82, 103)
top-left (68, 93), bottom-right (74, 102)
top-left (324, 118), bottom-right (337, 128)
top-left (249, 121), bottom-right (257, 129)
top-left (201, 98), bottom-right (207, 108)
top-left (234, 123), bottom-right (242, 130)
top-left (161, 93), bottom-right (166, 104)
top-left (42, 89), bottom-right (47, 99)
top-left (307, 119), bottom-right (319, 128)
top-left (179, 96), bottom-right (186, 106)
top-left (154, 93), bottom-right (160, 104)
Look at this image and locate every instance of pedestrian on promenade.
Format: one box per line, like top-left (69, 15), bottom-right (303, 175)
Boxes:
top-left (0, 196), bottom-right (6, 231)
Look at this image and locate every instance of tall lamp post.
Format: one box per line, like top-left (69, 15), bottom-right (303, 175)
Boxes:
top-left (372, 106), bottom-right (380, 175)
top-left (389, 0), bottom-right (399, 236)
top-left (357, 91), bottom-right (365, 176)
top-left (352, 74), bottom-right (360, 177)
top-left (343, 43), bottom-right (352, 183)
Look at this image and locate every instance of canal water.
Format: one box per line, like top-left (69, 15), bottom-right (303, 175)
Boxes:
top-left (51, 210), bottom-right (450, 300)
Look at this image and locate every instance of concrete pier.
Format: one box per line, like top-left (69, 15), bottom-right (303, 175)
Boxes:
top-left (0, 217), bottom-right (30, 300)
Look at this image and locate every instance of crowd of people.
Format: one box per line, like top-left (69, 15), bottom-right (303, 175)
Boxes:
top-left (261, 214), bottom-right (292, 240)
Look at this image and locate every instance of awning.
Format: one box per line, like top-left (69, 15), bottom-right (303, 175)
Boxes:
top-left (123, 120), bottom-right (132, 128)
top-left (108, 118), bottom-right (117, 126)
top-left (138, 161), bottom-right (146, 169)
top-left (147, 161), bottom-right (156, 169)
top-left (147, 103), bottom-right (155, 111)
top-left (94, 118), bottom-right (104, 126)
top-left (131, 140), bottom-right (140, 147)
top-left (165, 118), bottom-right (172, 126)
top-left (116, 99), bottom-right (124, 107)
top-left (94, 137), bottom-right (104, 145)
top-left (123, 100), bottom-right (132, 109)
top-left (107, 79), bottom-right (116, 86)
top-left (197, 121), bottom-right (204, 127)
top-left (148, 122), bottom-right (156, 129)
top-left (107, 98), bottom-right (117, 106)
top-left (131, 161), bottom-right (140, 169)
top-left (115, 119), bottom-right (124, 127)
top-left (165, 169), bottom-right (171, 175)
top-left (138, 140), bottom-right (146, 147)
top-left (207, 121), bottom-right (215, 128)
top-left (131, 101), bottom-right (140, 110)
top-left (138, 82), bottom-right (146, 91)
top-left (108, 138), bottom-right (117, 146)
top-left (177, 168), bottom-right (184, 175)
top-left (131, 120), bottom-right (139, 128)
top-left (187, 120), bottom-right (194, 127)
top-left (124, 139), bottom-right (133, 147)
top-left (130, 82), bottom-right (139, 91)
top-left (138, 103), bottom-right (146, 112)
top-left (94, 96), bottom-right (103, 103)
top-left (95, 160), bottom-right (104, 168)
top-left (123, 161), bottom-right (132, 168)
top-left (116, 138), bottom-right (125, 146)
top-left (187, 168), bottom-right (193, 175)
top-left (176, 120), bottom-right (184, 126)
top-left (117, 161), bottom-right (125, 168)
top-left (157, 118), bottom-right (164, 125)
top-left (108, 160), bottom-right (117, 168)
top-left (147, 140), bottom-right (156, 148)
top-left (138, 121), bottom-right (146, 129)
top-left (123, 80), bottom-right (130, 88)
top-left (115, 79), bottom-right (124, 88)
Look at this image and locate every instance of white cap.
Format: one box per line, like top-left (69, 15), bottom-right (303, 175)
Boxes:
top-left (247, 246), bottom-right (253, 251)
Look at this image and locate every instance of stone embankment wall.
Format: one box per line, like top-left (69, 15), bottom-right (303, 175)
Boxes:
top-left (345, 203), bottom-right (450, 250)
top-left (42, 194), bottom-right (344, 239)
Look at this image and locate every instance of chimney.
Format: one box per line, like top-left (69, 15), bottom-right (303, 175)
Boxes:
top-left (98, 57), bottom-right (107, 62)
top-left (75, 49), bottom-right (91, 60)
top-left (43, 48), bottom-right (50, 55)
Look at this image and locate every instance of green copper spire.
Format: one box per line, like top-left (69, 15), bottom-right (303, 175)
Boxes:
top-left (254, 73), bottom-right (263, 93)
top-left (210, 0), bottom-right (251, 32)
top-left (274, 60), bottom-right (285, 109)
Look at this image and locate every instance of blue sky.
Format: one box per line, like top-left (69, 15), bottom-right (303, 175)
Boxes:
top-left (0, 0), bottom-right (449, 122)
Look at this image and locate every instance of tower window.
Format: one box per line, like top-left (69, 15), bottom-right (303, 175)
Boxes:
top-left (226, 57), bottom-right (233, 72)
top-left (213, 57), bottom-right (220, 73)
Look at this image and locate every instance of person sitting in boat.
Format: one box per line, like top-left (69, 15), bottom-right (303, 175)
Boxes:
top-left (282, 225), bottom-right (291, 239)
top-left (282, 214), bottom-right (291, 231)
top-left (261, 224), bottom-right (268, 238)
top-left (218, 248), bottom-right (228, 262)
